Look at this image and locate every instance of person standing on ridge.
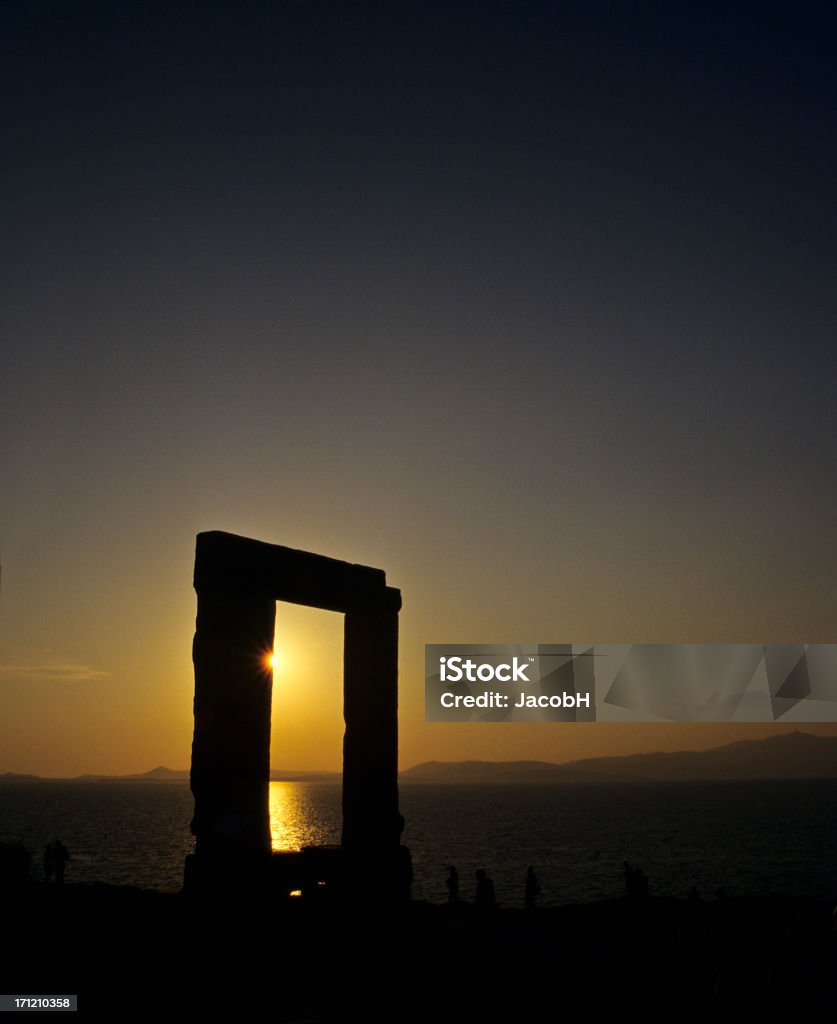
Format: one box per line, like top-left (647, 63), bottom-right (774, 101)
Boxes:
top-left (53, 839), bottom-right (69, 885)
top-left (43, 842), bottom-right (54, 883)
top-left (524, 865), bottom-right (541, 909)
top-left (474, 869), bottom-right (496, 911)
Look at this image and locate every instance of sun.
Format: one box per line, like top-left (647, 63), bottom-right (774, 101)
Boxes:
top-left (265, 651), bottom-right (282, 674)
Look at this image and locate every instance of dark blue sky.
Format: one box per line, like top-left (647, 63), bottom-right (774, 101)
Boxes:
top-left (2, 1), bottom-right (836, 772)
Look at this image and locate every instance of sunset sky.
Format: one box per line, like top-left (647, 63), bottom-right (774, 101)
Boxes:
top-left (2, 2), bottom-right (836, 776)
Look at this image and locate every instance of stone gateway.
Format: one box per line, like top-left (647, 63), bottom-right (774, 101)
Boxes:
top-left (185, 531), bottom-right (409, 902)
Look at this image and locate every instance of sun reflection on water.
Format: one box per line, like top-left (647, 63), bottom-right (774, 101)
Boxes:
top-left (268, 781), bottom-right (342, 852)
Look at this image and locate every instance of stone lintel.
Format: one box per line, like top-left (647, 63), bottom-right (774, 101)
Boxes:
top-left (194, 531), bottom-right (400, 612)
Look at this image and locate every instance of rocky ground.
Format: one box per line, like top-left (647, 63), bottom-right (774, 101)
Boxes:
top-left (2, 883), bottom-right (835, 1018)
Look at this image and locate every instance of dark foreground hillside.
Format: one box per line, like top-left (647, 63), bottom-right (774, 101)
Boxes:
top-left (2, 883), bottom-right (835, 1019)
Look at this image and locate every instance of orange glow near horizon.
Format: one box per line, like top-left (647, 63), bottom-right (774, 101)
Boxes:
top-left (269, 605), bottom-right (345, 772)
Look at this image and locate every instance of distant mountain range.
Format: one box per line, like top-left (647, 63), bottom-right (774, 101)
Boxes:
top-left (2, 732), bottom-right (835, 784)
top-left (401, 732), bottom-right (837, 783)
top-left (0, 766), bottom-right (339, 784)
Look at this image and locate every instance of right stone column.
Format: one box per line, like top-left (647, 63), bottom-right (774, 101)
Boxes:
top-left (342, 589), bottom-right (402, 852)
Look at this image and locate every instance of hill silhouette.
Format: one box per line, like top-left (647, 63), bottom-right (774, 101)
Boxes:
top-left (401, 732), bottom-right (837, 783)
top-left (2, 732), bottom-right (835, 783)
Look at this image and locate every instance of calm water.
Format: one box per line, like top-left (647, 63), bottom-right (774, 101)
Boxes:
top-left (2, 779), bottom-right (837, 906)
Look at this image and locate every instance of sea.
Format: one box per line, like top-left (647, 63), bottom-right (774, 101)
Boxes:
top-left (2, 779), bottom-right (837, 907)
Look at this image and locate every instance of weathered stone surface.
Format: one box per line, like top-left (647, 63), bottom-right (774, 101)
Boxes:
top-left (342, 601), bottom-right (401, 850)
top-left (193, 531), bottom-right (394, 612)
top-left (191, 588), bottom-right (275, 855)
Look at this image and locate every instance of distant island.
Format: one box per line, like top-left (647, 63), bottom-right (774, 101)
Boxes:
top-left (0, 767), bottom-right (340, 784)
top-left (402, 731), bottom-right (837, 783)
top-left (2, 731), bottom-right (836, 784)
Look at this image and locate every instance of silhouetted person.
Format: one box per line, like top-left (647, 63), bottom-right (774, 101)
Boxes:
top-left (53, 839), bottom-right (69, 885)
top-left (623, 860), bottom-right (635, 897)
top-left (446, 865), bottom-right (459, 903)
top-left (524, 865), bottom-right (541, 909)
top-left (634, 867), bottom-right (648, 899)
top-left (43, 842), bottom-right (54, 883)
top-left (474, 869), bottom-right (496, 911)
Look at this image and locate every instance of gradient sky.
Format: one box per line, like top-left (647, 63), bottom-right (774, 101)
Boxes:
top-left (2, 2), bottom-right (836, 775)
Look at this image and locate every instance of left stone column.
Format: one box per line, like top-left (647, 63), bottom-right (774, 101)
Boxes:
top-left (190, 586), bottom-right (275, 858)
